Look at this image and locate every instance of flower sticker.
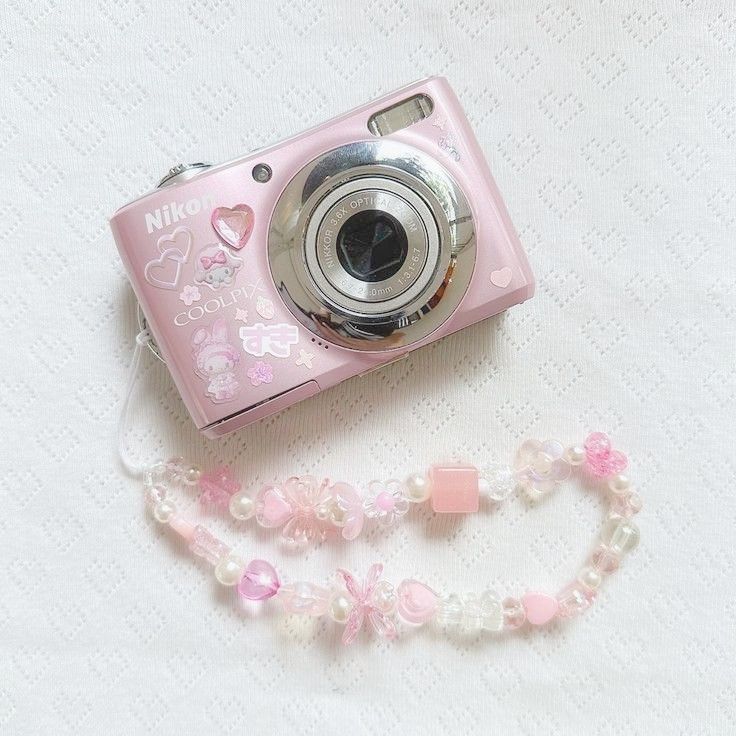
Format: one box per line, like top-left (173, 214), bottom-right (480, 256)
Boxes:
top-left (247, 360), bottom-right (273, 387)
top-left (179, 284), bottom-right (201, 305)
top-left (363, 480), bottom-right (410, 526)
top-left (514, 439), bottom-right (571, 497)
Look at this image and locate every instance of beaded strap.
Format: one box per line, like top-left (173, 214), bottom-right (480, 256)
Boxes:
top-left (146, 432), bottom-right (641, 645)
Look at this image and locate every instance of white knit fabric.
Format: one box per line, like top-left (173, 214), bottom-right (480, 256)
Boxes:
top-left (1, 1), bottom-right (735, 733)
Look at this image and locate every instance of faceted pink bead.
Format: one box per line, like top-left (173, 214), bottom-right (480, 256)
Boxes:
top-left (397, 579), bottom-right (438, 624)
top-left (557, 582), bottom-right (596, 618)
top-left (611, 491), bottom-right (642, 518)
top-left (237, 559), bottom-right (280, 600)
top-left (502, 597), bottom-right (526, 629)
top-left (188, 525), bottom-right (230, 564)
top-left (279, 581), bottom-right (330, 616)
top-left (199, 466), bottom-right (241, 508)
top-left (521, 592), bottom-right (559, 626)
top-left (591, 544), bottom-right (620, 574)
top-left (429, 464), bottom-right (480, 513)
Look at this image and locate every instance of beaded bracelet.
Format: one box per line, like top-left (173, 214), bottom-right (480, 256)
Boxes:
top-left (144, 432), bottom-right (641, 645)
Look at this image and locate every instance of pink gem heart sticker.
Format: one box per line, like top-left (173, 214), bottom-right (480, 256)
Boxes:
top-left (211, 204), bottom-right (254, 250)
top-left (238, 559), bottom-right (280, 600)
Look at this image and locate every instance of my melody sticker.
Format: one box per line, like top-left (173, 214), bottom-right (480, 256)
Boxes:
top-left (191, 318), bottom-right (241, 402)
top-left (193, 244), bottom-right (242, 290)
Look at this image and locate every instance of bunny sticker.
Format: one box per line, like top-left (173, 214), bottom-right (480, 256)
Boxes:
top-left (193, 244), bottom-right (243, 291)
top-left (191, 318), bottom-right (241, 403)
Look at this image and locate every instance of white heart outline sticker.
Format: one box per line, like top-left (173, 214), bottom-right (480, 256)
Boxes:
top-left (144, 248), bottom-right (185, 290)
top-left (156, 226), bottom-right (192, 261)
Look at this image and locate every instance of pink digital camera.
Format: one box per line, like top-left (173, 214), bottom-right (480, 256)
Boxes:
top-left (111, 77), bottom-right (534, 437)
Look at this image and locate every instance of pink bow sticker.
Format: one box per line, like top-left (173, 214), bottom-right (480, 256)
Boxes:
top-left (211, 204), bottom-right (254, 250)
top-left (200, 250), bottom-right (227, 269)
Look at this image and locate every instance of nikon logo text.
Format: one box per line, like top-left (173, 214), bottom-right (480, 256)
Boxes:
top-left (144, 194), bottom-right (215, 234)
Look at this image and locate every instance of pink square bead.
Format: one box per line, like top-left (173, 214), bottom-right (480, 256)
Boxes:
top-left (429, 464), bottom-right (479, 513)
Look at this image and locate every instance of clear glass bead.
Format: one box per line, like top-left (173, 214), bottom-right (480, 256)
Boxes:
top-left (610, 492), bottom-right (642, 518)
top-left (577, 566), bottom-right (602, 591)
top-left (183, 465), bottom-right (201, 486)
top-left (591, 544), bottom-right (620, 575)
top-left (601, 514), bottom-right (640, 555)
top-left (502, 597), bottom-right (526, 629)
top-left (462, 594), bottom-right (484, 631)
top-left (435, 594), bottom-right (463, 627)
top-left (145, 483), bottom-right (168, 507)
top-left (279, 582), bottom-right (330, 616)
top-left (479, 462), bottom-right (516, 502)
top-left (480, 590), bottom-right (504, 632)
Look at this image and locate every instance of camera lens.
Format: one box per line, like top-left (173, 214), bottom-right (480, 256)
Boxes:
top-left (336, 210), bottom-right (408, 283)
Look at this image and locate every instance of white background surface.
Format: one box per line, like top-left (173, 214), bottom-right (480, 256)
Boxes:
top-left (1, 1), bottom-right (735, 734)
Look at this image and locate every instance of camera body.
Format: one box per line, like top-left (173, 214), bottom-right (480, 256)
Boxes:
top-left (110, 77), bottom-right (534, 437)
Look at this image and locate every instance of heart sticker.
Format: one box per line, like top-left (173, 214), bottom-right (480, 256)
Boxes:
top-left (156, 226), bottom-right (192, 261)
top-left (144, 248), bottom-right (185, 290)
top-left (211, 204), bottom-right (254, 250)
top-left (490, 266), bottom-right (513, 288)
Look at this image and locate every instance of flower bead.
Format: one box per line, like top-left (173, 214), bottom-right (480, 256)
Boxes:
top-left (255, 475), bottom-right (330, 546)
top-left (336, 563), bottom-right (397, 645)
top-left (514, 439), bottom-right (571, 496)
top-left (363, 480), bottom-right (409, 525)
top-left (328, 482), bottom-right (365, 540)
top-left (247, 360), bottom-right (273, 387)
top-left (584, 432), bottom-right (628, 478)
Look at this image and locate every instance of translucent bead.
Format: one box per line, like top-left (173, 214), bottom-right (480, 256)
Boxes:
top-left (601, 515), bottom-right (640, 555)
top-left (611, 492), bottom-right (642, 518)
top-left (189, 525), bottom-right (231, 564)
top-left (145, 483), bottom-right (168, 507)
top-left (462, 594), bottom-right (485, 631)
top-left (371, 580), bottom-right (397, 615)
top-left (238, 559), bottom-right (280, 600)
top-left (557, 583), bottom-right (595, 618)
top-left (183, 465), bottom-right (201, 486)
top-left (229, 491), bottom-right (255, 520)
top-left (591, 544), bottom-right (620, 575)
top-left (214, 554), bottom-right (245, 586)
top-left (480, 590), bottom-right (504, 632)
top-left (328, 501), bottom-right (348, 527)
top-left (329, 592), bottom-right (352, 623)
top-left (152, 499), bottom-right (177, 523)
top-left (502, 597), bottom-right (526, 629)
top-left (577, 566), bottom-right (602, 591)
top-left (564, 445), bottom-right (586, 465)
top-left (435, 594), bottom-right (463, 627)
top-left (479, 462), bottom-right (516, 502)
top-left (608, 473), bottom-right (630, 495)
top-left (397, 580), bottom-right (438, 624)
top-left (404, 473), bottom-right (431, 503)
top-left (279, 582), bottom-right (330, 616)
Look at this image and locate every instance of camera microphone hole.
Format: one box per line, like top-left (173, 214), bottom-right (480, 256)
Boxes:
top-left (252, 163), bottom-right (272, 183)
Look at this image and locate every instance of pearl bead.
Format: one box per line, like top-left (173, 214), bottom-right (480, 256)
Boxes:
top-left (214, 554), bottom-right (245, 586)
top-left (565, 445), bottom-right (586, 465)
top-left (577, 566), bottom-right (602, 591)
top-left (404, 473), bottom-right (431, 503)
top-left (608, 473), bottom-right (630, 495)
top-left (183, 465), bottom-right (201, 486)
top-left (152, 499), bottom-right (177, 523)
top-left (328, 502), bottom-right (348, 527)
top-left (371, 581), bottom-right (397, 614)
top-left (229, 491), bottom-right (255, 520)
top-left (329, 593), bottom-right (352, 623)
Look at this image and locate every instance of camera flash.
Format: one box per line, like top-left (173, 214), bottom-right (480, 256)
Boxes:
top-left (367, 94), bottom-right (434, 136)
top-left (252, 163), bottom-right (272, 182)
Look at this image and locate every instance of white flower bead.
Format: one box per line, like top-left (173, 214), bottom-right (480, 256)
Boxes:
top-left (229, 491), bottom-right (255, 521)
top-left (214, 554), bottom-right (245, 586)
top-left (152, 499), bottom-right (177, 524)
top-left (404, 473), bottom-right (431, 503)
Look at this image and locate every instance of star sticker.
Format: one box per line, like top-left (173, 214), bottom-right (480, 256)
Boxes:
top-left (296, 349), bottom-right (314, 369)
top-left (235, 308), bottom-right (248, 323)
top-left (432, 116), bottom-right (447, 131)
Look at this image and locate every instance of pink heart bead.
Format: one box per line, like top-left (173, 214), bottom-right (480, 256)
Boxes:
top-left (397, 579), bottom-right (438, 624)
top-left (238, 559), bottom-right (280, 600)
top-left (211, 204), bottom-right (254, 250)
top-left (521, 592), bottom-right (559, 626)
top-left (258, 488), bottom-right (292, 527)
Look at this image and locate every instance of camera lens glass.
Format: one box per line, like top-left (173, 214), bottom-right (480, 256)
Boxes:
top-left (336, 210), bottom-right (408, 283)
